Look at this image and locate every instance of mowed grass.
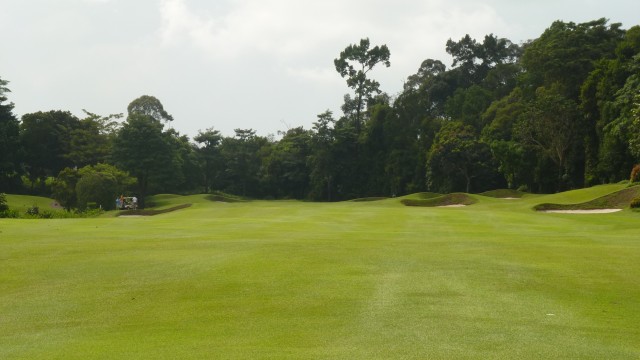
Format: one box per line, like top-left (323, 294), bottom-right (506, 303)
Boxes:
top-left (4, 194), bottom-right (64, 213)
top-left (1, 185), bottom-right (639, 359)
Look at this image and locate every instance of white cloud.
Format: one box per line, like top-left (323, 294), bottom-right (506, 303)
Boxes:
top-left (157, 0), bottom-right (508, 86)
top-left (285, 66), bottom-right (342, 85)
top-left (10, 0), bottom-right (633, 137)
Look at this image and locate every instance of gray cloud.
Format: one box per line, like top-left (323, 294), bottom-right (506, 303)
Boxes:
top-left (1, 0), bottom-right (638, 137)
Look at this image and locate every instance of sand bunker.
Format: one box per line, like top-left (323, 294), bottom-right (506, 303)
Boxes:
top-left (542, 209), bottom-right (622, 214)
top-left (438, 204), bottom-right (467, 208)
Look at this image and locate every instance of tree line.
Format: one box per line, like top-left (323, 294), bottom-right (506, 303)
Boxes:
top-left (1, 18), bottom-right (640, 209)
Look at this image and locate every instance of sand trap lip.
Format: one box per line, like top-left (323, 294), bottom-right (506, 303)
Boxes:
top-left (542, 209), bottom-right (622, 214)
top-left (438, 204), bottom-right (467, 208)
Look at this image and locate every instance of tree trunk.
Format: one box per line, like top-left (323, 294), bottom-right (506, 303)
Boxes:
top-left (465, 174), bottom-right (471, 194)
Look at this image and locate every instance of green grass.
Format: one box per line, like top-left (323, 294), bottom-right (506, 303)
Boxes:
top-left (4, 194), bottom-right (63, 213)
top-left (480, 189), bottom-right (527, 198)
top-left (1, 185), bottom-right (639, 359)
top-left (534, 185), bottom-right (640, 211)
top-left (400, 192), bottom-right (477, 207)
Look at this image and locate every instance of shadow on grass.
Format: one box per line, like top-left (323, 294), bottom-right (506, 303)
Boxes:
top-left (480, 189), bottom-right (527, 198)
top-left (117, 203), bottom-right (192, 216)
top-left (205, 193), bottom-right (248, 203)
top-left (350, 197), bottom-right (389, 202)
top-left (401, 193), bottom-right (477, 207)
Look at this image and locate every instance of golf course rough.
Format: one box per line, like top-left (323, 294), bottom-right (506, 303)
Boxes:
top-left (1, 184), bottom-right (639, 359)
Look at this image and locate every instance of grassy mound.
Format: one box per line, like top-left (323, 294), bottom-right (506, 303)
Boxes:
top-left (206, 192), bottom-right (248, 203)
top-left (401, 192), bottom-right (477, 207)
top-left (413, 192), bottom-right (441, 200)
top-left (117, 203), bottom-right (192, 216)
top-left (534, 185), bottom-right (640, 211)
top-left (4, 194), bottom-right (61, 211)
top-left (397, 192), bottom-right (441, 201)
top-left (480, 189), bottom-right (526, 198)
top-left (143, 194), bottom-right (186, 209)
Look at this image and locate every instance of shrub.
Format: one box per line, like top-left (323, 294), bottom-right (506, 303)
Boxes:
top-left (26, 206), bottom-right (39, 216)
top-left (38, 210), bottom-right (54, 219)
top-left (0, 193), bottom-right (8, 212)
top-left (631, 197), bottom-right (640, 209)
top-left (78, 208), bottom-right (105, 217)
top-left (631, 164), bottom-right (640, 183)
top-left (0, 209), bottom-right (20, 218)
top-left (76, 172), bottom-right (117, 211)
top-left (86, 202), bottom-right (98, 209)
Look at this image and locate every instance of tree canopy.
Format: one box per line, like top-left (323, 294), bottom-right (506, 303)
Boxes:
top-left (3, 18), bottom-right (640, 207)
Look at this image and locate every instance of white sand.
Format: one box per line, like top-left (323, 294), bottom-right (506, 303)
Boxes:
top-left (438, 204), bottom-right (467, 208)
top-left (542, 209), bottom-right (622, 214)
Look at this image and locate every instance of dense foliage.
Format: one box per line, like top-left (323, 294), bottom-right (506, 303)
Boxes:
top-left (1, 18), bottom-right (640, 205)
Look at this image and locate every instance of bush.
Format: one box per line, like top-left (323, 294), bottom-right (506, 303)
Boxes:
top-left (631, 165), bottom-right (640, 183)
top-left (0, 193), bottom-right (8, 212)
top-left (86, 202), bottom-right (98, 210)
top-left (78, 208), bottom-right (105, 217)
top-left (26, 206), bottom-right (39, 216)
top-left (76, 172), bottom-right (118, 210)
top-left (0, 209), bottom-right (20, 218)
top-left (38, 210), bottom-right (54, 219)
top-left (631, 197), bottom-right (640, 209)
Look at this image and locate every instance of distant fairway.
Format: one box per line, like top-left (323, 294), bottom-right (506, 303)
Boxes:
top-left (1, 184), bottom-right (639, 359)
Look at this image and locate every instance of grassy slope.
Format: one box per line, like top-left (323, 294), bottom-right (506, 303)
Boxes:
top-left (1, 187), bottom-right (639, 359)
top-left (401, 192), bottom-right (477, 207)
top-left (480, 189), bottom-right (527, 198)
top-left (4, 194), bottom-right (63, 213)
top-left (534, 185), bottom-right (640, 211)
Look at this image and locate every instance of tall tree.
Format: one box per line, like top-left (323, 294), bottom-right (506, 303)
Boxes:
top-left (112, 97), bottom-right (178, 207)
top-left (334, 38), bottom-right (390, 133)
top-left (446, 34), bottom-right (521, 88)
top-left (427, 121), bottom-right (496, 193)
top-left (579, 26), bottom-right (640, 183)
top-left (127, 95), bottom-right (174, 123)
top-left (220, 129), bottom-right (269, 197)
top-left (444, 85), bottom-right (494, 130)
top-left (165, 129), bottom-right (201, 193)
top-left (629, 90), bottom-right (640, 160)
top-left (20, 110), bottom-right (81, 192)
top-left (521, 18), bottom-right (624, 99)
top-left (0, 77), bottom-right (22, 192)
top-left (404, 59), bottom-right (447, 91)
top-left (308, 111), bottom-right (337, 201)
top-left (481, 88), bottom-right (532, 189)
top-left (261, 127), bottom-right (311, 199)
top-left (51, 167), bottom-right (80, 210)
top-left (194, 128), bottom-right (223, 193)
top-left (515, 85), bottom-right (582, 191)
top-left (67, 111), bottom-right (122, 167)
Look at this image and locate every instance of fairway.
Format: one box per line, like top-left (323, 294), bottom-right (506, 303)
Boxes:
top-left (1, 185), bottom-right (639, 359)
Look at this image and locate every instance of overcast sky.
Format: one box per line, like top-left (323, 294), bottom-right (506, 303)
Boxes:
top-left (1, 0), bottom-right (638, 138)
